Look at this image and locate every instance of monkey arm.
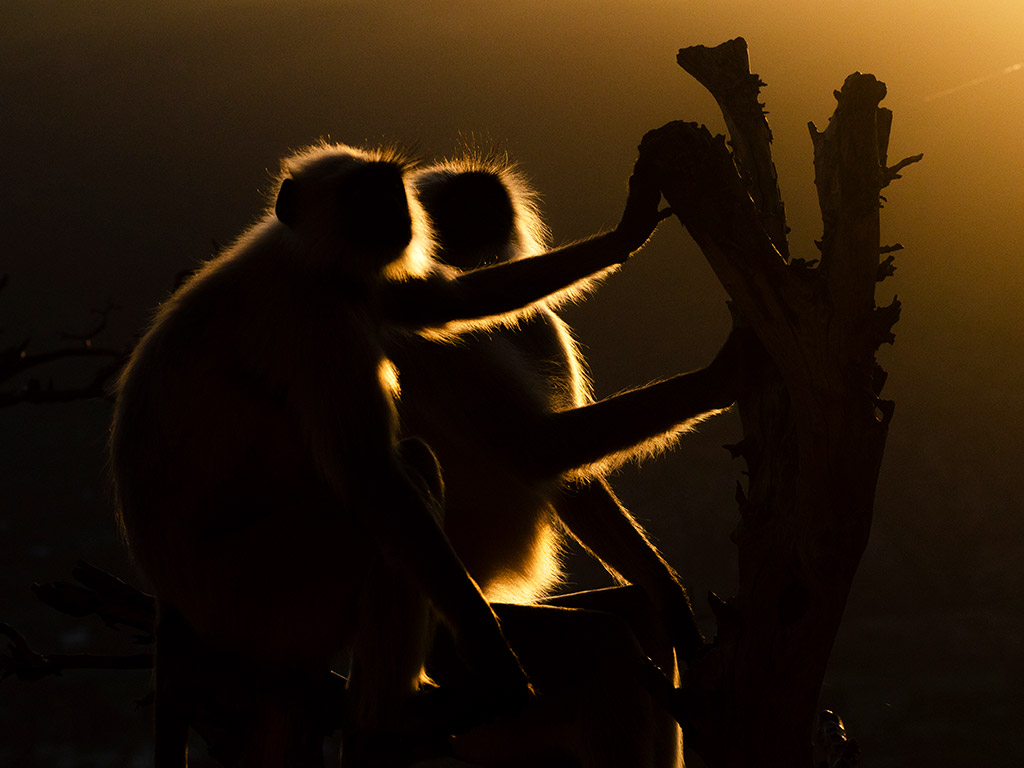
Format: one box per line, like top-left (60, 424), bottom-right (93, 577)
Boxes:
top-left (387, 163), bottom-right (670, 329)
top-left (386, 231), bottom-right (632, 329)
top-left (535, 368), bottom-right (731, 476)
top-left (311, 431), bottom-right (532, 707)
top-left (525, 329), bottom-right (743, 477)
top-left (367, 459), bottom-right (530, 687)
top-left (318, 448), bottom-right (529, 701)
top-left (555, 479), bottom-right (704, 663)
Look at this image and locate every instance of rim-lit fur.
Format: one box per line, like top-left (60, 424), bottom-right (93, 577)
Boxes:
top-left (110, 142), bottom-right (439, 715)
top-left (412, 152), bottom-right (551, 264)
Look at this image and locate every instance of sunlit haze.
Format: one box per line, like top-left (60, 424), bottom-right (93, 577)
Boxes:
top-left (1, 1), bottom-right (1021, 765)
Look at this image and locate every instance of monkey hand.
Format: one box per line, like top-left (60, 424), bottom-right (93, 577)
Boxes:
top-left (612, 161), bottom-right (673, 257)
top-left (704, 324), bottom-right (766, 408)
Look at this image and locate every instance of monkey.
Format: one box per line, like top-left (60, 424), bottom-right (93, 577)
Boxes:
top-left (393, 155), bottom-right (739, 669)
top-left (366, 155), bottom-right (741, 767)
top-left (108, 141), bottom-right (673, 761)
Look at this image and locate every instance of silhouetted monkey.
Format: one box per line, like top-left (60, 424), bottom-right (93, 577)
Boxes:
top-left (395, 156), bottom-right (738, 664)
top-left (109, 142), bottom-right (672, 762)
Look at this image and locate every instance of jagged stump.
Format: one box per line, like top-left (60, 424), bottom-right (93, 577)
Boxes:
top-left (639, 38), bottom-right (919, 768)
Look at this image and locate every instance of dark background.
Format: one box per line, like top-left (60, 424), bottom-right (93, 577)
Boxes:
top-left (2, 1), bottom-right (1021, 765)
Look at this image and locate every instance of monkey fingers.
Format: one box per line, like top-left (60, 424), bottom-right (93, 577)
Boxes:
top-left (704, 324), bottom-right (764, 406)
top-left (614, 163), bottom-right (672, 254)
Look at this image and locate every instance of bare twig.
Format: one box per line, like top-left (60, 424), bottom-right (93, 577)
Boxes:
top-left (0, 277), bottom-right (126, 406)
top-left (0, 361), bottom-right (124, 407)
top-left (32, 561), bottom-right (156, 639)
top-left (58, 299), bottom-right (120, 345)
top-left (0, 622), bottom-right (152, 682)
top-left (884, 153), bottom-right (924, 186)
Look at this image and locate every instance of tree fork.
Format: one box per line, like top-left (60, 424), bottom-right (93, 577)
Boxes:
top-left (639, 39), bottom-right (919, 768)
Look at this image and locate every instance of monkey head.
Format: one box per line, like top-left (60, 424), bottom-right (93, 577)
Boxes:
top-left (275, 145), bottom-right (419, 275)
top-left (414, 168), bottom-right (516, 271)
top-left (412, 156), bottom-right (551, 272)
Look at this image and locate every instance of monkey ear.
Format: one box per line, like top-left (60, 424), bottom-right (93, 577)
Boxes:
top-left (275, 178), bottom-right (298, 227)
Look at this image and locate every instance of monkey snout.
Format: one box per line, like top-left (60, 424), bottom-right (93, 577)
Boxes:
top-left (344, 205), bottom-right (413, 257)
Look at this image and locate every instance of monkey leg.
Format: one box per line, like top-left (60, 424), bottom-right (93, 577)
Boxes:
top-left (365, 455), bottom-right (530, 697)
top-left (343, 441), bottom-right (446, 760)
top-left (555, 479), bottom-right (704, 664)
top-left (340, 444), bottom-right (530, 766)
top-left (343, 559), bottom-right (442, 768)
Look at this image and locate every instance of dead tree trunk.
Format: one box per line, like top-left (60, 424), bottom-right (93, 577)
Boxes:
top-left (639, 39), bottom-right (920, 768)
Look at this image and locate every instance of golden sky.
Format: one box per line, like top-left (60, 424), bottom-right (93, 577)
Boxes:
top-left (0, 3), bottom-right (1021, 760)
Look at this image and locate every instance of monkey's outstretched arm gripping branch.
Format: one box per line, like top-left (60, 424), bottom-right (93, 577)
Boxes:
top-left (386, 170), bottom-right (668, 329)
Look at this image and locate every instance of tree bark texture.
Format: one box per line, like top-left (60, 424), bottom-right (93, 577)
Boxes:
top-left (639, 38), bottom-right (919, 768)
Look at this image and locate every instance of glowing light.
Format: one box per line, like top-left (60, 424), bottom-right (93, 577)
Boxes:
top-left (924, 61), bottom-right (1024, 101)
top-left (378, 357), bottom-right (400, 399)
